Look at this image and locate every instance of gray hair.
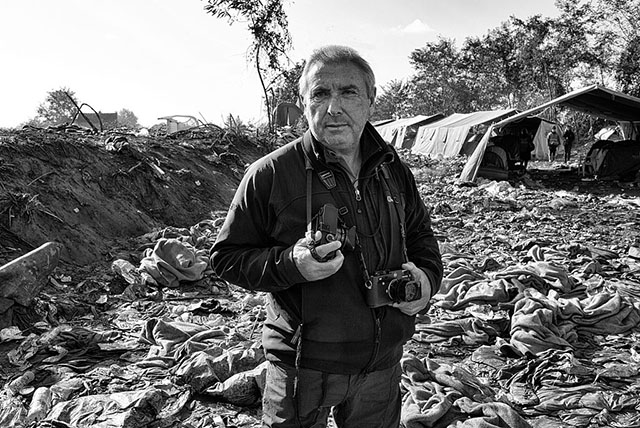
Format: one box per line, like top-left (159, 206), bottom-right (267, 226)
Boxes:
top-left (298, 45), bottom-right (376, 101)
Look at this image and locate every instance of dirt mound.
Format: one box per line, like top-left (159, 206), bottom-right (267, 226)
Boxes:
top-left (0, 126), bottom-right (267, 266)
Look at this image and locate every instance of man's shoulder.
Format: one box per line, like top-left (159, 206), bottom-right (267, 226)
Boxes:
top-left (246, 139), bottom-right (303, 175)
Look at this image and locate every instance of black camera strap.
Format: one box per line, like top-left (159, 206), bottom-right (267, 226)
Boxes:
top-left (378, 163), bottom-right (410, 264)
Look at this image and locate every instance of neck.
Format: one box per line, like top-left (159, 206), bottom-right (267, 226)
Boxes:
top-left (341, 149), bottom-right (362, 180)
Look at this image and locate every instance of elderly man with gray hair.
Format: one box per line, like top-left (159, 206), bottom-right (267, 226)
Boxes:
top-left (211, 45), bottom-right (443, 427)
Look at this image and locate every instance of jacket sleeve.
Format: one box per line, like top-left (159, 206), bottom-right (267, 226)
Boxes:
top-left (210, 160), bottom-right (307, 292)
top-left (398, 162), bottom-right (443, 298)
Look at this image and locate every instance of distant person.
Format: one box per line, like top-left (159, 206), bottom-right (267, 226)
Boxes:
top-left (518, 128), bottom-right (535, 173)
top-left (211, 45), bottom-right (443, 427)
top-left (562, 125), bottom-right (576, 163)
top-left (546, 125), bottom-right (560, 162)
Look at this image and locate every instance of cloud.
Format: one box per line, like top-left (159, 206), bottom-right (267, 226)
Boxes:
top-left (399, 19), bottom-right (433, 34)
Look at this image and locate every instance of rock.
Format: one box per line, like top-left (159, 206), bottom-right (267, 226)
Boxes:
top-left (0, 242), bottom-right (63, 306)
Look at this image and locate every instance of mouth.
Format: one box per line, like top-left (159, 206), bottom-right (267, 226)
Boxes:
top-left (325, 123), bottom-right (348, 130)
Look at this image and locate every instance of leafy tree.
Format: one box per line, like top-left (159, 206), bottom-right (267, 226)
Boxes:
top-left (267, 60), bottom-right (304, 113)
top-left (32, 87), bottom-right (78, 127)
top-left (204, 0), bottom-right (292, 132)
top-left (616, 35), bottom-right (640, 96)
top-left (556, 0), bottom-right (640, 89)
top-left (408, 37), bottom-right (486, 115)
top-left (117, 108), bottom-right (140, 130)
top-left (371, 80), bottom-right (412, 121)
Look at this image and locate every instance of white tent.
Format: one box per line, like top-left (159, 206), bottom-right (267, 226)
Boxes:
top-left (496, 116), bottom-right (556, 161)
top-left (375, 114), bottom-right (443, 149)
top-left (411, 109), bottom-right (517, 158)
top-left (458, 85), bottom-right (640, 183)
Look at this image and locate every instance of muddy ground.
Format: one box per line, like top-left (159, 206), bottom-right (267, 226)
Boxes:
top-left (1, 125), bottom-right (640, 427)
top-left (0, 126), bottom-right (267, 267)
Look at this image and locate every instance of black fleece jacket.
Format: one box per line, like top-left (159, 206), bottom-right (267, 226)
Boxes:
top-left (211, 123), bottom-right (443, 374)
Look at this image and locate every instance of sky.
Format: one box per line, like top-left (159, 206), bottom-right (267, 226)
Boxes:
top-left (0, 1), bottom-right (561, 128)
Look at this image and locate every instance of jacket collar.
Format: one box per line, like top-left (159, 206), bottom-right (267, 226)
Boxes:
top-left (302, 122), bottom-right (395, 173)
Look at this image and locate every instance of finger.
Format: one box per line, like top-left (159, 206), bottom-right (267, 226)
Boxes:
top-left (402, 261), bottom-right (417, 272)
top-left (315, 242), bottom-right (342, 260)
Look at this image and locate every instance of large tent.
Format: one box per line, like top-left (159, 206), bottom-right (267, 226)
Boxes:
top-left (375, 114), bottom-right (444, 149)
top-left (484, 116), bottom-right (556, 166)
top-left (459, 85), bottom-right (640, 183)
top-left (411, 109), bottom-right (518, 158)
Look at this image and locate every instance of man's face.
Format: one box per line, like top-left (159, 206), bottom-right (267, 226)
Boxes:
top-left (302, 62), bottom-right (375, 153)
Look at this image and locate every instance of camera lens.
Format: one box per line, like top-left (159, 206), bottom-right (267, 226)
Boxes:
top-left (387, 278), bottom-right (420, 302)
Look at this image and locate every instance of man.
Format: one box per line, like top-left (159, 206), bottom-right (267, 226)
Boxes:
top-left (546, 125), bottom-right (561, 162)
top-left (562, 125), bottom-right (576, 163)
top-left (211, 45), bottom-right (442, 428)
top-left (517, 128), bottom-right (534, 174)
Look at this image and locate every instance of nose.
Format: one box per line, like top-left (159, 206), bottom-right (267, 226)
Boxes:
top-left (327, 95), bottom-right (343, 116)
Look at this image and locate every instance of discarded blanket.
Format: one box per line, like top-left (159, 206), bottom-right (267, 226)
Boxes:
top-left (140, 238), bottom-right (209, 288)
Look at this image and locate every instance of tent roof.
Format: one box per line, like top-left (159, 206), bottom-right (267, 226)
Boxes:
top-left (375, 114), bottom-right (442, 130)
top-left (433, 109), bottom-right (517, 128)
top-left (458, 85), bottom-right (640, 183)
top-left (419, 110), bottom-right (518, 130)
top-left (493, 85), bottom-right (640, 127)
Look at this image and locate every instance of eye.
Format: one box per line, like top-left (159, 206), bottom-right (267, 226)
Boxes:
top-left (311, 89), bottom-right (329, 100)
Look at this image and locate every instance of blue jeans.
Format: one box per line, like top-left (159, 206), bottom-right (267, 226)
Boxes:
top-left (262, 361), bottom-right (402, 428)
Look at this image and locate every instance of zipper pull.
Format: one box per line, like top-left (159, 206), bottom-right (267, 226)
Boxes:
top-left (355, 188), bottom-right (361, 201)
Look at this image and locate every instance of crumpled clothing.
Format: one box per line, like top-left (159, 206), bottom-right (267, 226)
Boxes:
top-left (45, 388), bottom-right (168, 428)
top-left (0, 392), bottom-right (26, 428)
top-left (413, 317), bottom-right (506, 346)
top-left (495, 262), bottom-right (573, 294)
top-left (507, 290), bottom-right (575, 357)
top-left (454, 397), bottom-right (532, 428)
top-left (174, 346), bottom-right (265, 392)
top-left (439, 266), bottom-right (486, 295)
top-left (534, 384), bottom-right (637, 413)
top-left (138, 318), bottom-right (226, 365)
top-left (436, 279), bottom-right (517, 310)
top-left (400, 355), bottom-right (529, 428)
top-left (139, 238), bottom-right (209, 288)
top-left (203, 360), bottom-right (268, 407)
top-left (505, 288), bottom-right (640, 357)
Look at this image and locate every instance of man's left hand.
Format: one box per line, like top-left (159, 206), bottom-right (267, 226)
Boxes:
top-left (390, 261), bottom-right (432, 316)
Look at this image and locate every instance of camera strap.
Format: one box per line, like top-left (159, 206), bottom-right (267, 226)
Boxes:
top-left (304, 154), bottom-right (350, 231)
top-left (378, 163), bottom-right (409, 264)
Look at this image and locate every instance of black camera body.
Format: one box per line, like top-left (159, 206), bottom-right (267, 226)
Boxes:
top-left (311, 204), bottom-right (356, 261)
top-left (365, 269), bottom-right (421, 308)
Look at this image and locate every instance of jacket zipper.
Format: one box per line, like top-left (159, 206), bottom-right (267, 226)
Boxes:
top-left (341, 167), bottom-right (380, 373)
top-left (354, 187), bottom-right (361, 201)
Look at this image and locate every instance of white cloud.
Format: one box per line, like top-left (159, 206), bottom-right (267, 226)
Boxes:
top-left (399, 19), bottom-right (433, 34)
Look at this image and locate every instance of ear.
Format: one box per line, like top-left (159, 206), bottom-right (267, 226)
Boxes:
top-left (368, 87), bottom-right (377, 117)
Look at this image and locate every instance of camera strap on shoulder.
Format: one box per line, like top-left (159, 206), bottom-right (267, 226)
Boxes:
top-left (378, 163), bottom-right (409, 264)
top-left (304, 153), bottom-right (350, 228)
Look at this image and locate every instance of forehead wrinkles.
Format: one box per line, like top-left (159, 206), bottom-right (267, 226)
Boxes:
top-left (306, 65), bottom-right (367, 94)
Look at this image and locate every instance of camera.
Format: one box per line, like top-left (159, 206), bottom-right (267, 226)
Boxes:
top-left (365, 269), bottom-right (421, 308)
top-left (311, 204), bottom-right (356, 261)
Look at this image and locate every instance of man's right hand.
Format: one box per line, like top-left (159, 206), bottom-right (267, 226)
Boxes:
top-left (293, 231), bottom-right (344, 282)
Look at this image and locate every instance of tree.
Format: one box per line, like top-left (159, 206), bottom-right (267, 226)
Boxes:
top-left (267, 60), bottom-right (304, 111)
top-left (556, 0), bottom-right (640, 89)
top-left (371, 80), bottom-right (412, 121)
top-left (408, 37), bottom-right (480, 115)
top-left (117, 108), bottom-right (140, 130)
top-left (32, 87), bottom-right (78, 127)
top-left (204, 0), bottom-right (292, 132)
top-left (616, 35), bottom-right (640, 96)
